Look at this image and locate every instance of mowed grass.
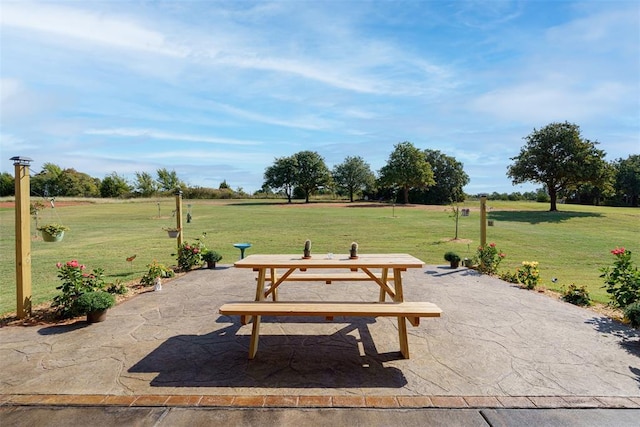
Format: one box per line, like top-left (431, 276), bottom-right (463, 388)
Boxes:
top-left (0, 198), bottom-right (638, 315)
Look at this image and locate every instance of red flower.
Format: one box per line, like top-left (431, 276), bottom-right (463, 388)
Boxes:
top-left (611, 247), bottom-right (626, 256)
top-left (489, 243), bottom-right (496, 247)
top-left (499, 253), bottom-right (506, 258)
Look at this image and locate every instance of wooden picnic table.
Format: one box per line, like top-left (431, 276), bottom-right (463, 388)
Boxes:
top-left (221, 253), bottom-right (441, 359)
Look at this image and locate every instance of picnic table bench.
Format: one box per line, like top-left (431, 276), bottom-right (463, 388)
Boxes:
top-left (224, 254), bottom-right (442, 359)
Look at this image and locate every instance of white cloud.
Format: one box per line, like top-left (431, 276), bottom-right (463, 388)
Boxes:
top-left (0, 2), bottom-right (186, 57)
top-left (85, 128), bottom-right (261, 146)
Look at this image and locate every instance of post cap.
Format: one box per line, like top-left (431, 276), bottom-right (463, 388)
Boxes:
top-left (10, 156), bottom-right (33, 165)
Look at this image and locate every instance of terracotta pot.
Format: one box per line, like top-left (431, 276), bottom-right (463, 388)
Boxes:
top-left (87, 309), bottom-right (108, 323)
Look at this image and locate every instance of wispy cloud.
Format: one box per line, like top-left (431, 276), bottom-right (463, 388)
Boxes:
top-left (85, 128), bottom-right (261, 146)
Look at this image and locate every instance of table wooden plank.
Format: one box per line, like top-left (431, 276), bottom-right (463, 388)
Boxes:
top-left (235, 253), bottom-right (424, 269)
top-left (220, 301), bottom-right (442, 317)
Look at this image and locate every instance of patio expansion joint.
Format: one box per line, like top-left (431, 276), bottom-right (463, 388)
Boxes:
top-left (1, 394), bottom-right (639, 409)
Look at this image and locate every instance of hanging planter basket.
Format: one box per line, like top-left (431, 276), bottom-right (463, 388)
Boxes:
top-left (164, 228), bottom-right (180, 238)
top-left (37, 224), bottom-right (69, 243)
top-left (41, 230), bottom-right (65, 242)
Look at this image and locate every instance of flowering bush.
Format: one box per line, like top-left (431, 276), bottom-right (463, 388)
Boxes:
top-left (517, 261), bottom-right (540, 289)
top-left (177, 240), bottom-right (206, 271)
top-left (474, 242), bottom-right (506, 275)
top-left (141, 260), bottom-right (175, 286)
top-left (600, 247), bottom-right (640, 308)
top-left (52, 260), bottom-right (107, 318)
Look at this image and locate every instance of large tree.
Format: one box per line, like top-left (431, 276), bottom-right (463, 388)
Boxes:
top-left (614, 154), bottom-right (640, 207)
top-left (100, 172), bottom-right (132, 198)
top-left (134, 171), bottom-right (159, 197)
top-left (332, 156), bottom-right (376, 202)
top-left (264, 156), bottom-right (298, 203)
top-left (156, 168), bottom-right (183, 192)
top-left (379, 141), bottom-right (434, 204)
top-left (420, 149), bottom-right (469, 204)
top-left (507, 122), bottom-right (607, 211)
top-left (293, 151), bottom-right (332, 203)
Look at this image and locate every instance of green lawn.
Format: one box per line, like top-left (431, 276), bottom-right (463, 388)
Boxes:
top-left (1, 198), bottom-right (638, 315)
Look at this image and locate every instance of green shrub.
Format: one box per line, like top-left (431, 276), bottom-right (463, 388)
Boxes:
top-left (444, 251), bottom-right (461, 262)
top-left (202, 250), bottom-right (223, 263)
top-left (600, 247), bottom-right (640, 308)
top-left (624, 302), bottom-right (640, 328)
top-left (499, 270), bottom-right (519, 284)
top-left (562, 284), bottom-right (591, 306)
top-left (75, 291), bottom-right (115, 313)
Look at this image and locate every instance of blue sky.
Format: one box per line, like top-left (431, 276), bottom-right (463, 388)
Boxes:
top-left (1, 0), bottom-right (638, 195)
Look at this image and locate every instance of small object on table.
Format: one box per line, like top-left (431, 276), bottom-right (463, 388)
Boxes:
top-left (233, 243), bottom-right (252, 259)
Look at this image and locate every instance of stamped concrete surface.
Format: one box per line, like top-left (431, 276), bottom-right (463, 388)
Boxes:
top-left (1, 264), bottom-right (639, 425)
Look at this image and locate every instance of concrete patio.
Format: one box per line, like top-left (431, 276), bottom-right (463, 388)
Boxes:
top-left (1, 264), bottom-right (639, 425)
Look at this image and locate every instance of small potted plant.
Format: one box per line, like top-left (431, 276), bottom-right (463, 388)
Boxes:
top-left (444, 251), bottom-right (461, 269)
top-left (303, 239), bottom-right (312, 259)
top-left (75, 291), bottom-right (115, 323)
top-left (202, 250), bottom-right (222, 269)
top-left (349, 242), bottom-right (359, 259)
top-left (37, 223), bottom-right (69, 242)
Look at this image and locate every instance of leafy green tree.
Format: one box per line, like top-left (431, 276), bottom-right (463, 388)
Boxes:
top-left (219, 180), bottom-right (230, 189)
top-left (264, 156), bottom-right (298, 203)
top-left (379, 141), bottom-right (434, 204)
top-left (134, 171), bottom-right (159, 197)
top-left (614, 155), bottom-right (640, 207)
top-left (507, 122), bottom-right (607, 212)
top-left (293, 151), bottom-right (332, 203)
top-left (0, 172), bottom-right (14, 196)
top-left (31, 163), bottom-right (64, 197)
top-left (332, 156), bottom-right (376, 202)
top-left (156, 168), bottom-right (183, 192)
top-left (419, 149), bottom-right (469, 204)
top-left (57, 169), bottom-right (100, 197)
top-left (100, 172), bottom-right (132, 198)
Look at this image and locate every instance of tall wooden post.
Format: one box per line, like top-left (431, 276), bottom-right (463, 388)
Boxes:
top-left (11, 156), bottom-right (33, 319)
top-left (175, 189), bottom-right (183, 250)
top-left (480, 194), bottom-right (487, 248)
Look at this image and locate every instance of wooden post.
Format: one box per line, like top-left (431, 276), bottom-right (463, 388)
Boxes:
top-left (175, 189), bottom-right (183, 250)
top-left (11, 156), bottom-right (33, 319)
top-left (480, 195), bottom-right (487, 248)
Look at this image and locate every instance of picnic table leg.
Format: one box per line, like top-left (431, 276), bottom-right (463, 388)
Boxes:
top-left (393, 268), bottom-right (409, 358)
top-left (378, 268), bottom-right (389, 302)
top-left (248, 268), bottom-right (267, 359)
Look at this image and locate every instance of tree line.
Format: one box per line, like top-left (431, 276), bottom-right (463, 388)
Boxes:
top-left (1, 121), bottom-right (637, 208)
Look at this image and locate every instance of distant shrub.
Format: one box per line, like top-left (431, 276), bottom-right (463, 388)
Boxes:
top-left (562, 284), bottom-right (591, 306)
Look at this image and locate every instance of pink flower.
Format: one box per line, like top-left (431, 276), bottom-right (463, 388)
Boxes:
top-left (80, 265), bottom-right (86, 270)
top-left (67, 260), bottom-right (79, 268)
top-left (611, 247), bottom-right (626, 256)
top-left (193, 248), bottom-right (200, 254)
top-left (489, 243), bottom-right (496, 247)
top-left (56, 262), bottom-right (62, 268)
top-left (499, 253), bottom-right (506, 258)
